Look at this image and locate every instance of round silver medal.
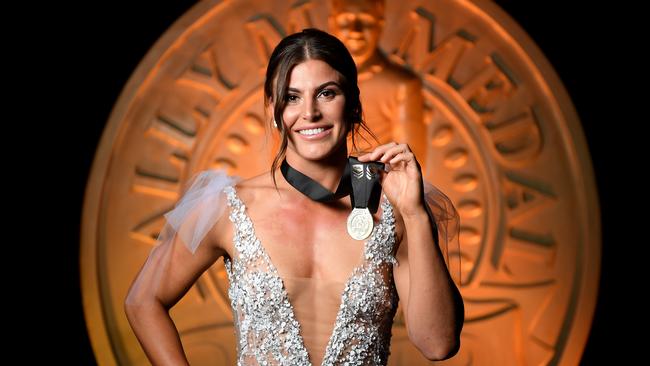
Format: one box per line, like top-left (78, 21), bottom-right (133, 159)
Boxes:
top-left (347, 207), bottom-right (374, 240)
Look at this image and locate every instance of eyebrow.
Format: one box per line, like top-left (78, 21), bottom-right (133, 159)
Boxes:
top-left (288, 81), bottom-right (342, 93)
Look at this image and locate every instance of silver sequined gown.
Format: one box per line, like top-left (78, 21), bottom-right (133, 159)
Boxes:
top-left (222, 184), bottom-right (400, 366)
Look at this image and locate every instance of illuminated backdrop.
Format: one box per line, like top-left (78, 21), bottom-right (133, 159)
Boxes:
top-left (81, 1), bottom-right (600, 365)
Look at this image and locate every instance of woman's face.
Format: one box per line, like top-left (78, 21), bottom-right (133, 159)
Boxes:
top-left (278, 59), bottom-right (348, 162)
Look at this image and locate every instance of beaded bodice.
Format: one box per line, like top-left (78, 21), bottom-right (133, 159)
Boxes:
top-left (223, 184), bottom-right (399, 365)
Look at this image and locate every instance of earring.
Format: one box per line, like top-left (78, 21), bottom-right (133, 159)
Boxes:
top-left (273, 119), bottom-right (278, 128)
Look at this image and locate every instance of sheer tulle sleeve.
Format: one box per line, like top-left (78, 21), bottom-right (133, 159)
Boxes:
top-left (124, 168), bottom-right (242, 356)
top-left (422, 179), bottom-right (462, 287)
top-left (159, 169), bottom-right (242, 254)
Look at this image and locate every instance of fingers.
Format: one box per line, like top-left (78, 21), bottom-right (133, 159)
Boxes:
top-left (357, 142), bottom-right (397, 161)
top-left (389, 151), bottom-right (414, 165)
top-left (357, 142), bottom-right (401, 162)
top-left (380, 145), bottom-right (412, 164)
top-left (358, 143), bottom-right (413, 165)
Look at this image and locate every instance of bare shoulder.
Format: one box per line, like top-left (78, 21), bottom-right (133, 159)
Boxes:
top-left (210, 170), bottom-right (283, 252)
top-left (232, 170), bottom-right (285, 207)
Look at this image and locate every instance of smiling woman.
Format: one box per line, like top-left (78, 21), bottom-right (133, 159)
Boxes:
top-left (279, 61), bottom-right (347, 154)
top-left (264, 28), bottom-right (379, 191)
top-left (73, 0), bottom-right (620, 363)
top-left (124, 28), bottom-right (463, 365)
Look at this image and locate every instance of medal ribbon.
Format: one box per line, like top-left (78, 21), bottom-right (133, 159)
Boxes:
top-left (280, 156), bottom-right (384, 213)
top-left (348, 156), bottom-right (384, 214)
top-left (280, 158), bottom-right (352, 202)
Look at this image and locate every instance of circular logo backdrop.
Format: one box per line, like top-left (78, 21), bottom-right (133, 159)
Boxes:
top-left (81, 1), bottom-right (600, 365)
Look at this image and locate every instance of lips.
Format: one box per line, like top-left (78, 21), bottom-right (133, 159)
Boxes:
top-left (295, 125), bottom-right (333, 140)
top-left (295, 125), bottom-right (333, 132)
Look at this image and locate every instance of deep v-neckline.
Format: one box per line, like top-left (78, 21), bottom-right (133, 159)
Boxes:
top-left (228, 185), bottom-right (389, 366)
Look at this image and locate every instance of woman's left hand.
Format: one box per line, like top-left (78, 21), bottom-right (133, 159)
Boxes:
top-left (358, 142), bottom-right (425, 218)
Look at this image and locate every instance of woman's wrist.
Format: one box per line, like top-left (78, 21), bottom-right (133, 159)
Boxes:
top-left (401, 206), bottom-right (428, 221)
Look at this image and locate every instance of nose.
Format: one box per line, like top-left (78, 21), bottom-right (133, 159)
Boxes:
top-left (302, 97), bottom-right (321, 121)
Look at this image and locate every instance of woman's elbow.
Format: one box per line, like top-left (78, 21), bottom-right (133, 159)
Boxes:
top-left (124, 290), bottom-right (145, 320)
top-left (123, 291), bottom-right (167, 331)
top-left (418, 338), bottom-right (461, 361)
top-left (123, 281), bottom-right (158, 318)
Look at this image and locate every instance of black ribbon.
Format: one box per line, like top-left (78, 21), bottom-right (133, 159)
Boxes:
top-left (280, 156), bottom-right (384, 213)
top-left (280, 158), bottom-right (352, 202)
top-left (348, 156), bottom-right (384, 214)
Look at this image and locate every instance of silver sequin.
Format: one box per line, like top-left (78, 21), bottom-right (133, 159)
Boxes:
top-left (223, 185), bottom-right (399, 365)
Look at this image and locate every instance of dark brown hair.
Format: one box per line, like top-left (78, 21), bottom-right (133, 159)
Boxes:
top-left (264, 28), bottom-right (379, 189)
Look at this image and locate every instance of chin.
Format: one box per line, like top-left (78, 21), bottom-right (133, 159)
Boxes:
top-left (296, 147), bottom-right (337, 161)
top-left (293, 142), bottom-right (346, 162)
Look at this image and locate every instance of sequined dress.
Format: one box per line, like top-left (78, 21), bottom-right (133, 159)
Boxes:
top-left (222, 184), bottom-right (400, 366)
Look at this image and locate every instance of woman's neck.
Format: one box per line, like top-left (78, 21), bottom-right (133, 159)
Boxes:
top-left (284, 148), bottom-right (349, 192)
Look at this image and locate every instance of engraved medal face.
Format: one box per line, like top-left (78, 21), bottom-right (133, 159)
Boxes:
top-left (347, 207), bottom-right (374, 240)
top-left (81, 1), bottom-right (600, 365)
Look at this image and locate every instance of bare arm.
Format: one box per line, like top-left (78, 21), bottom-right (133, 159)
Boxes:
top-left (124, 222), bottom-right (226, 365)
top-left (393, 205), bottom-right (464, 361)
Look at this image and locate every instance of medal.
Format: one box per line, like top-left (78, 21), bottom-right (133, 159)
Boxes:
top-left (347, 207), bottom-right (374, 240)
top-left (280, 156), bottom-right (384, 241)
top-left (347, 157), bottom-right (385, 240)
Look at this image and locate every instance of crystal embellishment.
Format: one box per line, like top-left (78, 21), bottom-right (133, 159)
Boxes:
top-left (223, 185), bottom-right (399, 365)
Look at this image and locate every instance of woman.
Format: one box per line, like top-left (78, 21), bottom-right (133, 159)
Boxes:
top-left (125, 28), bottom-right (463, 365)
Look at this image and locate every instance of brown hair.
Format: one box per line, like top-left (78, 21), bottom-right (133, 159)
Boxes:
top-left (264, 28), bottom-right (379, 189)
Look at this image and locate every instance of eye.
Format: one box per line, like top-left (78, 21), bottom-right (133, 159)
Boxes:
top-left (318, 89), bottom-right (336, 99)
top-left (286, 94), bottom-right (299, 103)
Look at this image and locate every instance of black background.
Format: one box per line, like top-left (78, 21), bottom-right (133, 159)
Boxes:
top-left (35, 1), bottom-right (634, 364)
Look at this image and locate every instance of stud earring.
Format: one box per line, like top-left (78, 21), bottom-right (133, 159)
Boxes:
top-left (273, 119), bottom-right (278, 128)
